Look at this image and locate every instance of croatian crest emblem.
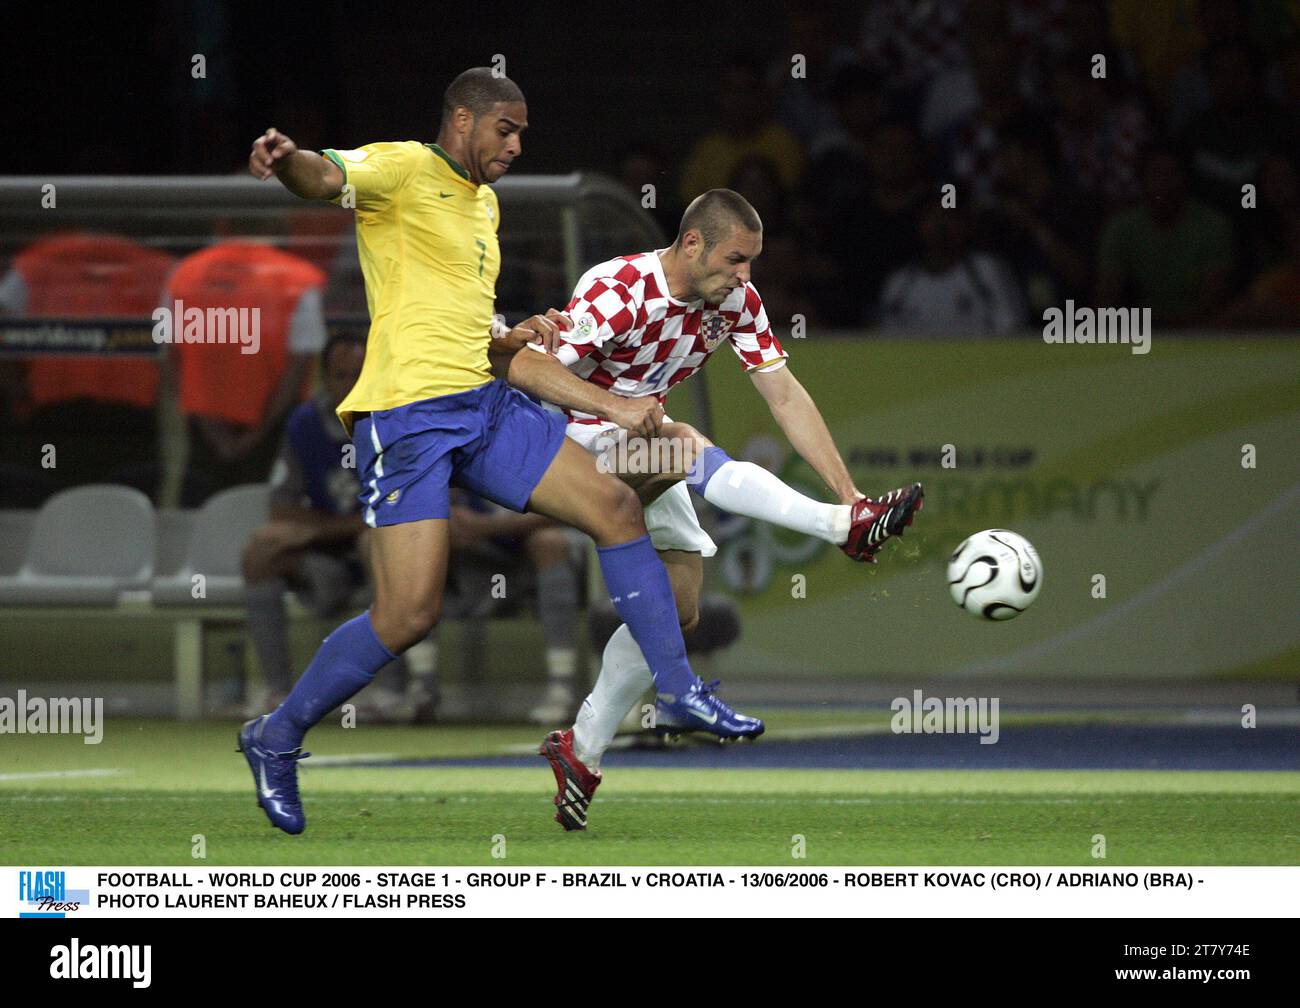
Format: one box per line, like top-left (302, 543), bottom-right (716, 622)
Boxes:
top-left (699, 312), bottom-right (733, 351)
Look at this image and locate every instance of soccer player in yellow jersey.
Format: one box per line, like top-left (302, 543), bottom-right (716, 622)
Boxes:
top-left (238, 68), bottom-right (761, 834)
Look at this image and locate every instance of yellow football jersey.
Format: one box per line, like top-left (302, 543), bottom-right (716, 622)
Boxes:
top-left (321, 141), bottom-right (501, 433)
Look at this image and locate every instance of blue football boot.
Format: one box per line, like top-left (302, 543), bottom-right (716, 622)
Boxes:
top-left (655, 679), bottom-right (765, 743)
top-left (237, 715), bottom-right (310, 835)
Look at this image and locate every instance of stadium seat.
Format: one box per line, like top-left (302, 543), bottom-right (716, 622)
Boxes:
top-left (0, 510), bottom-right (35, 576)
top-left (150, 484), bottom-right (269, 605)
top-left (154, 509), bottom-right (196, 578)
top-left (0, 485), bottom-right (155, 605)
top-left (148, 484), bottom-right (268, 719)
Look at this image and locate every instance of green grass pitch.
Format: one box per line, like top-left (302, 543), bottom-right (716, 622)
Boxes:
top-left (2, 717), bottom-right (1297, 865)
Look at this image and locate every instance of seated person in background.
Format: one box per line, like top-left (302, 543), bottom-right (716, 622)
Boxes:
top-left (166, 237), bottom-right (327, 505)
top-left (0, 232), bottom-right (174, 499)
top-left (878, 201), bottom-right (1027, 334)
top-left (418, 489), bottom-right (582, 725)
top-left (241, 332), bottom-right (407, 716)
top-left (1094, 147), bottom-right (1235, 328)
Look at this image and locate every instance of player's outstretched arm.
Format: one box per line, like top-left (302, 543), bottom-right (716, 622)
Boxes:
top-left (248, 128), bottom-right (344, 201)
top-left (490, 337), bottom-right (663, 439)
top-left (751, 364), bottom-right (861, 504)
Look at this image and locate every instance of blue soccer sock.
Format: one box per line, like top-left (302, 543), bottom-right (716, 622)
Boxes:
top-left (596, 535), bottom-right (698, 700)
top-left (687, 444), bottom-right (733, 494)
top-left (262, 611), bottom-right (397, 751)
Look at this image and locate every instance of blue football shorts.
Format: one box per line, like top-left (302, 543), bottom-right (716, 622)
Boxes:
top-left (352, 380), bottom-right (567, 527)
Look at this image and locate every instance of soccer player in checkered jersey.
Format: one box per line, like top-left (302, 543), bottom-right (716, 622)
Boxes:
top-left (538, 189), bottom-right (923, 830)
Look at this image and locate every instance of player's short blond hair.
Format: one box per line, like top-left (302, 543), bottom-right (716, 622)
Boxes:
top-left (676, 189), bottom-right (762, 252)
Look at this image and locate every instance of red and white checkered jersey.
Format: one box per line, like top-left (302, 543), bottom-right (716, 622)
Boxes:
top-left (552, 250), bottom-right (787, 424)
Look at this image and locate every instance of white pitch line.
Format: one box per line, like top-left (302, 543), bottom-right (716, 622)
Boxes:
top-left (0, 768), bottom-right (123, 782)
top-left (500, 723), bottom-right (893, 756)
top-left (302, 752), bottom-right (400, 767)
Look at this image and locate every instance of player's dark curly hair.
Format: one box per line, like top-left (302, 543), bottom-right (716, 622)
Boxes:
top-left (441, 67), bottom-right (525, 124)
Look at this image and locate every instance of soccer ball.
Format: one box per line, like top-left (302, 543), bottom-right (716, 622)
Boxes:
top-left (947, 529), bottom-right (1043, 620)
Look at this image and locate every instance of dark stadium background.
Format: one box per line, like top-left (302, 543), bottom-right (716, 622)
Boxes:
top-left (7, 2), bottom-right (812, 176)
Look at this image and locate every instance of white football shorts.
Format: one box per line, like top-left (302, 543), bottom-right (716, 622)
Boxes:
top-left (563, 416), bottom-right (717, 557)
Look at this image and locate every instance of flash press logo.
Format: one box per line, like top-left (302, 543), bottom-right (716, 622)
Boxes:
top-left (891, 689), bottom-right (1000, 744)
top-left (18, 870), bottom-right (89, 918)
top-left (50, 939), bottom-right (151, 988)
top-left (151, 298), bottom-right (260, 354)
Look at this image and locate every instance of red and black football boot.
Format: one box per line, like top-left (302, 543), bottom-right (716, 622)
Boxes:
top-left (842, 482), bottom-right (924, 563)
top-left (538, 728), bottom-right (602, 831)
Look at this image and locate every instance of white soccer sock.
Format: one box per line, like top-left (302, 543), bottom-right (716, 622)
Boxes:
top-left (573, 624), bottom-right (652, 770)
top-left (701, 460), bottom-right (850, 544)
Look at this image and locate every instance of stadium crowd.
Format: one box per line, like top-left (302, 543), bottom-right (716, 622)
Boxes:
top-left (623, 0), bottom-right (1300, 333)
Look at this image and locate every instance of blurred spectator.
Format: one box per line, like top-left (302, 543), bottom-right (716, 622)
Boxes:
top-left (923, 13), bottom-right (1047, 204)
top-left (1110, 0), bottom-right (1212, 112)
top-left (1167, 0), bottom-right (1257, 133)
top-left (879, 202), bottom-right (1027, 333)
top-left (728, 155), bottom-right (793, 237)
top-left (679, 56), bottom-right (804, 205)
top-left (1052, 0), bottom-right (1141, 83)
top-left (808, 63), bottom-right (889, 184)
top-left (749, 233), bottom-right (825, 332)
top-left (166, 239), bottom-right (326, 504)
top-left (0, 233), bottom-right (173, 499)
top-left (1247, 152), bottom-right (1300, 272)
top-left (1012, 0), bottom-right (1137, 83)
top-left (922, 3), bottom-right (1019, 137)
top-left (768, 3), bottom-right (862, 146)
top-left (815, 121), bottom-right (929, 326)
top-left (979, 127), bottom-right (1096, 318)
top-left (1095, 148), bottom-right (1236, 326)
top-left (616, 144), bottom-right (680, 240)
top-left (1008, 0), bottom-right (1071, 59)
top-left (724, 156), bottom-right (823, 327)
top-left (1274, 41), bottom-right (1300, 118)
top-left (1048, 49), bottom-right (1151, 208)
top-left (859, 0), bottom-right (969, 100)
top-left (1177, 37), bottom-right (1300, 215)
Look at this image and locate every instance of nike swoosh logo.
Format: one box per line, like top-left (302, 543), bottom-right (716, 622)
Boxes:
top-left (439, 192), bottom-right (454, 198)
top-left (691, 708), bottom-right (718, 725)
top-left (258, 764), bottom-right (277, 799)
